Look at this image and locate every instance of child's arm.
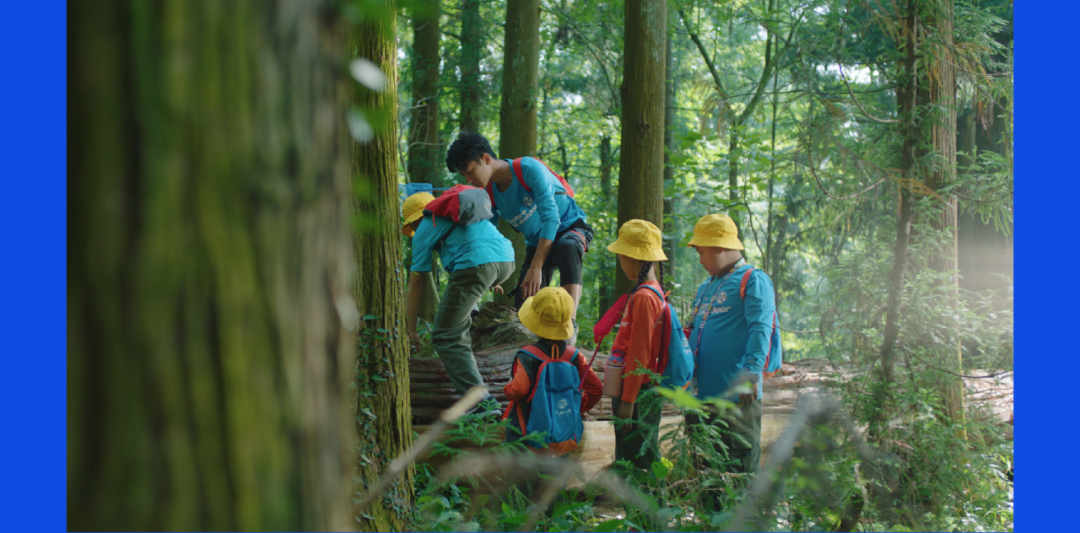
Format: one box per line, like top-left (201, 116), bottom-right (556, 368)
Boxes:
top-left (576, 352), bottom-right (603, 413)
top-left (619, 291), bottom-right (664, 406)
top-left (503, 356), bottom-right (532, 402)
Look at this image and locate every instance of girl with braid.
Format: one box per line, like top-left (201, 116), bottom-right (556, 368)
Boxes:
top-left (604, 219), bottom-right (668, 470)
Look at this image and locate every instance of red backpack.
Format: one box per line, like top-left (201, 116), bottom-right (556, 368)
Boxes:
top-left (423, 184), bottom-right (494, 227)
top-left (485, 157), bottom-right (575, 210)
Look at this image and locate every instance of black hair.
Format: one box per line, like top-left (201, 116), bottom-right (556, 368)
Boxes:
top-left (445, 130), bottom-right (497, 173)
top-left (634, 260), bottom-right (667, 293)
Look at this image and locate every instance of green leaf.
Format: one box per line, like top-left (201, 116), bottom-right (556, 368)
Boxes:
top-left (652, 460), bottom-right (670, 481)
top-left (361, 315), bottom-right (379, 321)
top-left (590, 518), bottom-right (626, 532)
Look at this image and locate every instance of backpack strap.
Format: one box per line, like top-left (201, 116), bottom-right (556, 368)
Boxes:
top-left (737, 265), bottom-right (780, 377)
top-left (740, 266), bottom-right (755, 300)
top-left (521, 345), bottom-right (560, 403)
top-left (511, 158), bottom-right (532, 192)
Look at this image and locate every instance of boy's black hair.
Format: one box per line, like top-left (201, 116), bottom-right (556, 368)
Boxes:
top-left (445, 130), bottom-right (497, 173)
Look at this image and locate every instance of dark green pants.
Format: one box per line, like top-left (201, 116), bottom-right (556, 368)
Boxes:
top-left (685, 399), bottom-right (762, 475)
top-left (611, 392), bottom-right (662, 471)
top-left (432, 261), bottom-right (515, 395)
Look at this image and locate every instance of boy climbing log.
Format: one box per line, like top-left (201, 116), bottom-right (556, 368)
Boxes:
top-left (403, 190), bottom-right (515, 416)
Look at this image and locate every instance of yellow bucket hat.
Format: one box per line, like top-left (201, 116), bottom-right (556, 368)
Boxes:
top-left (518, 287), bottom-right (576, 341)
top-left (606, 219), bottom-right (668, 262)
top-left (401, 192), bottom-right (435, 236)
top-left (687, 214), bottom-right (744, 250)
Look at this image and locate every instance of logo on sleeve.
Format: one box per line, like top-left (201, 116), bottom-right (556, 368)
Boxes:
top-left (523, 195), bottom-right (533, 207)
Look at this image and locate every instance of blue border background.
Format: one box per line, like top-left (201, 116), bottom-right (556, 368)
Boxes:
top-left (0, 0), bottom-right (1053, 531)
top-left (2, 1), bottom-right (66, 531)
top-left (1014, 1), bottom-right (1075, 531)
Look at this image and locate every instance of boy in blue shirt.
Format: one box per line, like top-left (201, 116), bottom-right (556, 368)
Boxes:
top-left (685, 214), bottom-right (778, 479)
top-left (403, 192), bottom-right (516, 414)
top-left (445, 131), bottom-right (593, 335)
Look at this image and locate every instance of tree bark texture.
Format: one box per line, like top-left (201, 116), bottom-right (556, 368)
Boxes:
top-left (69, 0), bottom-right (354, 530)
top-left (918, 0), bottom-right (965, 435)
top-left (409, 1), bottom-right (443, 186)
top-left (349, 5), bottom-right (416, 530)
top-left (616, 0), bottom-right (668, 298)
top-left (497, 0), bottom-right (542, 304)
top-left (460, 0), bottom-right (484, 133)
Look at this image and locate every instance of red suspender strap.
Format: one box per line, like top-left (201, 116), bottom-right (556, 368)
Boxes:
top-left (512, 158), bottom-right (531, 192)
top-left (485, 182), bottom-right (496, 210)
top-left (740, 266), bottom-right (754, 299)
top-left (522, 345), bottom-right (555, 403)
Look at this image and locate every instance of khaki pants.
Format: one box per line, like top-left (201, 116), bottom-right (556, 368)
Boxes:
top-left (432, 261), bottom-right (515, 395)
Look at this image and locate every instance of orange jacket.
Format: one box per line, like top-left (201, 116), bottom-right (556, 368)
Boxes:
top-left (609, 281), bottom-right (665, 404)
top-left (504, 343), bottom-right (603, 414)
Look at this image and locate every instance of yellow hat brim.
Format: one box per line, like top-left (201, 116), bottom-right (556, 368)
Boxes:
top-left (687, 234), bottom-right (744, 250)
top-left (518, 298), bottom-right (575, 341)
top-left (606, 240), bottom-right (668, 262)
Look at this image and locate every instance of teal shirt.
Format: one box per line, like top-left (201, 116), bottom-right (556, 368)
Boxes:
top-left (687, 263), bottom-right (777, 402)
top-left (490, 157), bottom-right (587, 246)
top-left (410, 214), bottom-right (515, 273)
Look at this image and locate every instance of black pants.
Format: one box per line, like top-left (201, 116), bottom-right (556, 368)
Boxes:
top-left (611, 392), bottom-right (662, 471)
top-left (684, 400), bottom-right (762, 474)
top-left (512, 219), bottom-right (594, 308)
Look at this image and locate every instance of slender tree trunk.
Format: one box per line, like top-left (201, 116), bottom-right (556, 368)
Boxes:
top-left (497, 0), bottom-right (541, 305)
top-left (349, 5), bottom-right (415, 530)
top-left (598, 135), bottom-right (616, 315)
top-left (409, 0), bottom-right (442, 186)
top-left (919, 0), bottom-right (965, 437)
top-left (616, 0), bottom-right (667, 297)
top-left (460, 0), bottom-right (483, 133)
top-left (874, 0), bottom-right (919, 429)
top-left (69, 1), bottom-right (354, 530)
top-left (662, 12), bottom-right (677, 272)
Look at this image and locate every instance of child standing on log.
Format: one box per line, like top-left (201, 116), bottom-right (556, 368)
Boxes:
top-left (604, 219), bottom-right (669, 471)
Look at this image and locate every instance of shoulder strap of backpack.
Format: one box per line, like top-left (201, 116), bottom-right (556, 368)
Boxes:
top-left (485, 181), bottom-right (497, 210)
top-left (635, 283), bottom-right (666, 302)
top-left (511, 158), bottom-right (532, 192)
top-left (740, 266), bottom-right (756, 300)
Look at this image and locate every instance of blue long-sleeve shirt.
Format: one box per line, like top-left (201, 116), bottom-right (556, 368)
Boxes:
top-left (410, 214), bottom-right (515, 273)
top-left (687, 263), bottom-right (777, 402)
top-left (489, 157), bottom-right (587, 246)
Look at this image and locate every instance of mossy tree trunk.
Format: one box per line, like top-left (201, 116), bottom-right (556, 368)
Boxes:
top-left (349, 3), bottom-right (416, 530)
top-left (616, 0), bottom-right (667, 298)
top-left (496, 0), bottom-right (541, 305)
top-left (69, 0), bottom-right (354, 530)
top-left (918, 0), bottom-right (965, 436)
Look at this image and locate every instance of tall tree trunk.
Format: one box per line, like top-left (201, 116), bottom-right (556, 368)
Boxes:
top-left (349, 4), bottom-right (415, 530)
top-left (460, 0), bottom-right (484, 133)
top-left (69, 1), bottom-right (354, 530)
top-left (616, 0), bottom-right (667, 297)
top-left (497, 0), bottom-right (541, 305)
top-left (662, 12), bottom-right (677, 273)
top-left (409, 0), bottom-right (442, 186)
top-left (919, 0), bottom-right (965, 436)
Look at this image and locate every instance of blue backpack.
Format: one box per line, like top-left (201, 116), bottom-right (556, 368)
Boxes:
top-left (635, 285), bottom-right (695, 390)
top-left (508, 345), bottom-right (584, 455)
top-left (738, 267), bottom-right (783, 376)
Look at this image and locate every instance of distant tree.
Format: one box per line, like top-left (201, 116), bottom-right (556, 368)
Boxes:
top-left (409, 0), bottom-right (442, 186)
top-left (460, 0), bottom-right (484, 133)
top-left (496, 0), bottom-right (542, 305)
top-left (69, 0), bottom-right (354, 529)
top-left (616, 0), bottom-right (668, 297)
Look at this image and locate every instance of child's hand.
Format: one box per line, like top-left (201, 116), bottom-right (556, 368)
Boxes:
top-left (490, 285), bottom-right (504, 295)
top-left (616, 401), bottom-right (634, 420)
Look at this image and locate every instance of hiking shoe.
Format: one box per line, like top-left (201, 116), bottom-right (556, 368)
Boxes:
top-left (465, 397), bottom-right (502, 419)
